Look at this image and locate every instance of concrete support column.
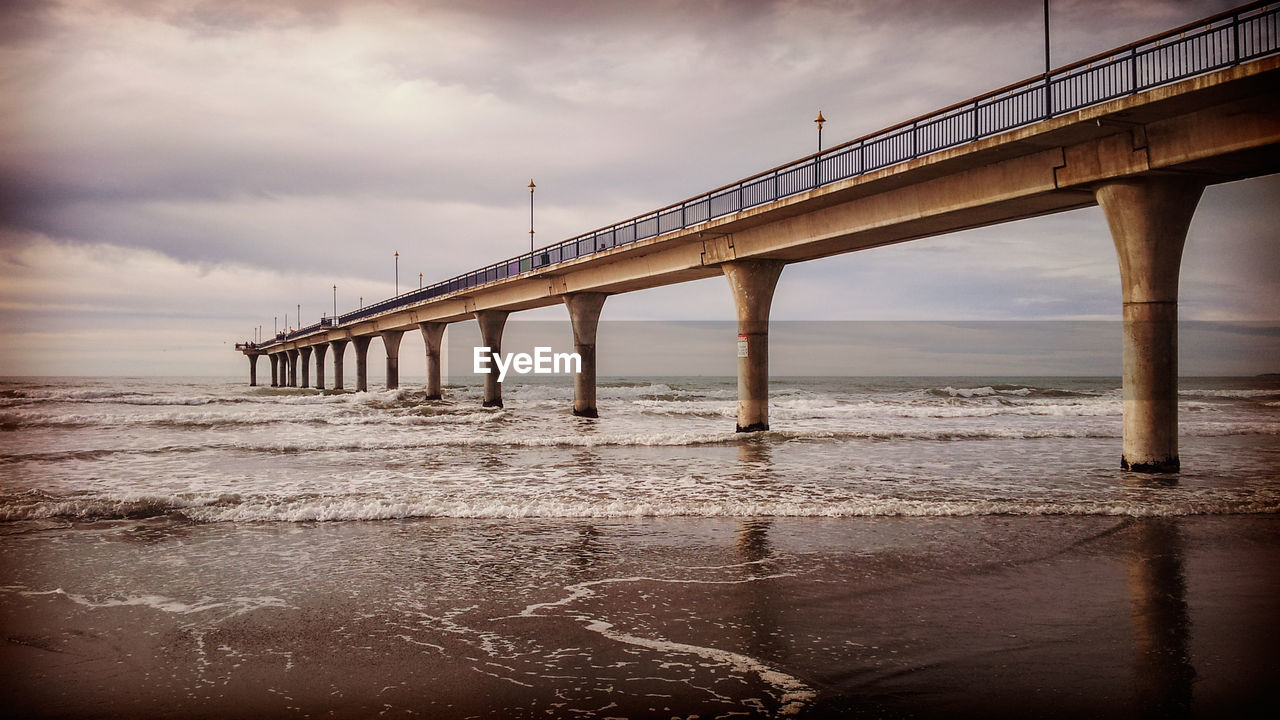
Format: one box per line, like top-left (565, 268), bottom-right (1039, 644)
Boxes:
top-left (564, 293), bottom-right (607, 418)
top-left (313, 344), bottom-right (328, 390)
top-left (330, 340), bottom-right (348, 391)
top-left (269, 354), bottom-right (279, 387)
top-left (248, 355), bottom-right (259, 387)
top-left (381, 330), bottom-right (404, 391)
top-left (723, 260), bottom-right (785, 432)
top-left (418, 322), bottom-right (447, 400)
top-left (474, 310), bottom-right (509, 408)
top-left (1096, 176), bottom-right (1204, 473)
top-left (286, 349), bottom-right (299, 387)
top-left (299, 347), bottom-right (312, 389)
top-left (353, 336), bottom-right (372, 392)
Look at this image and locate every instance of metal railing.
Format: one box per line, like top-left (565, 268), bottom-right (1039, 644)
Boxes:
top-left (275, 1), bottom-right (1277, 344)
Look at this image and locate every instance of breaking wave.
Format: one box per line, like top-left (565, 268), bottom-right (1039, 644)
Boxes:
top-left (3, 489), bottom-right (1277, 523)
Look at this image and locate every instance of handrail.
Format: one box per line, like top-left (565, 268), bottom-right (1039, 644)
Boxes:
top-left (265, 1), bottom-right (1277, 346)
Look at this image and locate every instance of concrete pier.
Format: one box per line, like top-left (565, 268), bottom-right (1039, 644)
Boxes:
top-left (418, 322), bottom-right (447, 400)
top-left (353, 336), bottom-right (372, 392)
top-left (330, 340), bottom-right (348, 391)
top-left (313, 344), bottom-right (328, 390)
top-left (286, 349), bottom-right (299, 388)
top-left (299, 347), bottom-right (312, 389)
top-left (381, 330), bottom-right (404, 391)
top-left (1096, 177), bottom-right (1204, 473)
top-left (474, 310), bottom-right (509, 408)
top-left (269, 353), bottom-right (279, 387)
top-left (723, 260), bottom-right (785, 432)
top-left (564, 293), bottom-right (607, 418)
top-left (248, 354), bottom-right (259, 387)
top-left (235, 42), bottom-right (1279, 475)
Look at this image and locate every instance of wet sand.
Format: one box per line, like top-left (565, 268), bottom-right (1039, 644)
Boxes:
top-left (2, 514), bottom-right (1278, 718)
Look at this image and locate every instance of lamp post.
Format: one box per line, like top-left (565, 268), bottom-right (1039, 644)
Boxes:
top-left (528, 180), bottom-right (536, 253)
top-left (814, 110), bottom-right (826, 186)
top-left (333, 285), bottom-right (337, 320)
top-left (394, 251), bottom-right (399, 295)
top-left (274, 316), bottom-right (277, 334)
top-left (1043, 0), bottom-right (1052, 118)
top-left (419, 272), bottom-right (423, 289)
top-left (1044, 0), bottom-right (1051, 76)
top-left (297, 304), bottom-right (300, 329)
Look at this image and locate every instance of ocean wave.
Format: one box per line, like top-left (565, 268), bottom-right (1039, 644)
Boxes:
top-left (926, 385), bottom-right (1107, 400)
top-left (3, 491), bottom-right (1276, 523)
top-left (1179, 388), bottom-right (1280, 399)
top-left (0, 490), bottom-right (245, 522)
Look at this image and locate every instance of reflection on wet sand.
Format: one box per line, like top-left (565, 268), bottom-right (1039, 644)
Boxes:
top-left (737, 437), bottom-right (773, 472)
top-left (734, 518), bottom-right (788, 672)
top-left (1128, 516), bottom-right (1194, 718)
top-left (568, 524), bottom-right (603, 578)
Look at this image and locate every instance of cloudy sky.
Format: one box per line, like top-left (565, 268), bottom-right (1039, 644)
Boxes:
top-left (1, 0), bottom-right (1276, 377)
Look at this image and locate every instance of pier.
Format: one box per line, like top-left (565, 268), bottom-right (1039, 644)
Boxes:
top-left (237, 3), bottom-right (1280, 473)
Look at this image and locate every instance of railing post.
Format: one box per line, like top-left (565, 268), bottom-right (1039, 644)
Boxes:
top-left (1043, 73), bottom-right (1052, 119)
top-left (1131, 46), bottom-right (1139, 94)
top-left (1231, 13), bottom-right (1240, 63)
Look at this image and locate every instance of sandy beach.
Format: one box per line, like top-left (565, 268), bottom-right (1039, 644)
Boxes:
top-left (3, 514), bottom-right (1277, 718)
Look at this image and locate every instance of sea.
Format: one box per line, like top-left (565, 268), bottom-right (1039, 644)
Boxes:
top-left (1, 375), bottom-right (1278, 718)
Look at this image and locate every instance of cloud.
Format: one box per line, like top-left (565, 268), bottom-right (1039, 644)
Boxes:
top-left (0, 0), bottom-right (1272, 376)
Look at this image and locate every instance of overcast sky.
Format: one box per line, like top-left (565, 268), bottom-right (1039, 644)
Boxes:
top-left (1, 0), bottom-right (1276, 377)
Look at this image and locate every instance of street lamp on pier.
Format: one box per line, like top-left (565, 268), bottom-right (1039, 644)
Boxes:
top-left (814, 110), bottom-right (826, 186)
top-left (419, 272), bottom-right (423, 289)
top-left (528, 180), bottom-right (536, 253)
top-left (394, 251), bottom-right (399, 295)
top-left (333, 285), bottom-right (337, 320)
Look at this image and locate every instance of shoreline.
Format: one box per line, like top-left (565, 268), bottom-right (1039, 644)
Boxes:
top-left (2, 514), bottom-right (1277, 718)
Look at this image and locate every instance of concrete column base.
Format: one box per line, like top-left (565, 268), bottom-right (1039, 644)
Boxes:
top-left (299, 347), bottom-right (312, 389)
top-left (418, 322), bottom-right (447, 400)
top-left (723, 260), bottom-right (785, 433)
top-left (286, 349), bottom-right (299, 388)
top-left (353, 337), bottom-right (372, 392)
top-left (474, 310), bottom-right (509, 408)
top-left (248, 355), bottom-right (259, 387)
top-left (269, 354), bottom-right (279, 387)
top-left (381, 331), bottom-right (404, 390)
top-left (1096, 176), bottom-right (1204, 473)
top-left (565, 293), bottom-right (607, 418)
top-left (1120, 301), bottom-right (1181, 473)
top-left (329, 340), bottom-right (348, 391)
top-left (313, 344), bottom-right (328, 390)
